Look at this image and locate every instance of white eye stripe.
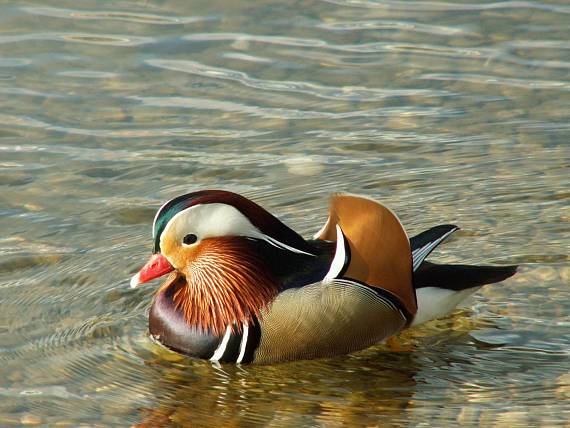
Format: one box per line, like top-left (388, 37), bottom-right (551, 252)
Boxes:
top-left (160, 203), bottom-right (257, 252)
top-left (261, 234), bottom-right (315, 256)
top-left (159, 203), bottom-right (314, 259)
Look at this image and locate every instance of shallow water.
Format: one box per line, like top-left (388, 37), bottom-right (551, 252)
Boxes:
top-left (1, 0), bottom-right (569, 426)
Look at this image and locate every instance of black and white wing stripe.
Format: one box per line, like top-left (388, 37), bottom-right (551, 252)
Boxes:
top-left (332, 278), bottom-right (408, 322)
top-left (410, 225), bottom-right (459, 272)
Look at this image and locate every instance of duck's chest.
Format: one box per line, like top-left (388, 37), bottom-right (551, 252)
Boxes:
top-left (149, 292), bottom-right (260, 363)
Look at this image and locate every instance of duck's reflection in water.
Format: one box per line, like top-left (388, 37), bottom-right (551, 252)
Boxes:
top-left (133, 346), bottom-right (419, 427)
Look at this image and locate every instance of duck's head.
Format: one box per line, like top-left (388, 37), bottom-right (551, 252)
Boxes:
top-left (130, 190), bottom-right (315, 334)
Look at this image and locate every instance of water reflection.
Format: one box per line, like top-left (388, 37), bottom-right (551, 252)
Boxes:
top-left (134, 348), bottom-right (418, 427)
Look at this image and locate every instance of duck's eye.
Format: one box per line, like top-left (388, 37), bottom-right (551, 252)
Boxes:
top-left (182, 234), bottom-right (198, 245)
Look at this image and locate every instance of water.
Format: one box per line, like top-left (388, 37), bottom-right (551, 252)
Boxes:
top-left (1, 0), bottom-right (569, 426)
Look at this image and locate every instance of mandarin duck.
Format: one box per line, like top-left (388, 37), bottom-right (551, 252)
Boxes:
top-left (130, 190), bottom-right (517, 364)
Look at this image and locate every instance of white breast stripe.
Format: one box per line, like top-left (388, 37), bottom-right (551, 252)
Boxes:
top-left (210, 325), bottom-right (232, 362)
top-left (236, 323), bottom-right (249, 364)
top-left (324, 224), bottom-right (347, 282)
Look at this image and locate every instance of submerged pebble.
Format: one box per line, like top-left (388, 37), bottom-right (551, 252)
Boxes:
top-left (20, 414), bottom-right (42, 426)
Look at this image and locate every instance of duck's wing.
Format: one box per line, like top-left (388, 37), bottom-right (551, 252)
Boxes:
top-left (409, 226), bottom-right (518, 327)
top-left (414, 262), bottom-right (518, 291)
top-left (253, 279), bottom-right (408, 364)
top-left (253, 193), bottom-right (418, 364)
top-left (409, 225), bottom-right (459, 271)
top-left (313, 193), bottom-right (417, 318)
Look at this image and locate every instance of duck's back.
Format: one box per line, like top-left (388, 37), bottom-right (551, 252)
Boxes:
top-left (314, 193), bottom-right (416, 316)
top-left (253, 194), bottom-right (416, 363)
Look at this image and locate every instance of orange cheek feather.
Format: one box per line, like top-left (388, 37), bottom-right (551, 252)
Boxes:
top-left (158, 237), bottom-right (279, 335)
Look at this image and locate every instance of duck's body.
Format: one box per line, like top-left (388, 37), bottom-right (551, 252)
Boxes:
top-left (131, 190), bottom-right (516, 364)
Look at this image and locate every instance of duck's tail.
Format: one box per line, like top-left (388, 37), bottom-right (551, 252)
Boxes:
top-left (409, 225), bottom-right (518, 327)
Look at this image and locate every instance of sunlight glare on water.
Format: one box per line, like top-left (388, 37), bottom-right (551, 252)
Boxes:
top-left (0, 0), bottom-right (569, 426)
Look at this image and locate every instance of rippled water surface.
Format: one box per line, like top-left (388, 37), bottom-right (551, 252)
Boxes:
top-left (1, 0), bottom-right (569, 426)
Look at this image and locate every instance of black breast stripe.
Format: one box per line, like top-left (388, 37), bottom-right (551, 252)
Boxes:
top-left (217, 329), bottom-right (242, 363)
top-left (208, 318), bottom-right (262, 364)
